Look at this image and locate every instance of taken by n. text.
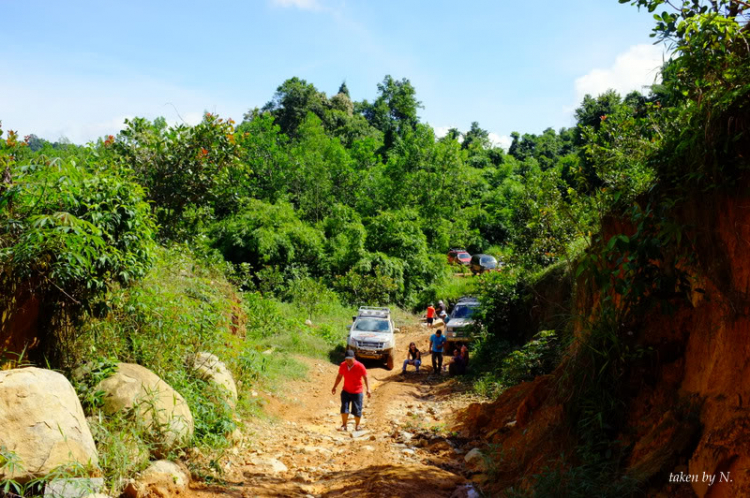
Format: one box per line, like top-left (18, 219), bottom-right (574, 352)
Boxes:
top-left (668, 471), bottom-right (732, 486)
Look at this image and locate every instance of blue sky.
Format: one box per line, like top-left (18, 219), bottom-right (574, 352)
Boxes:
top-left (0, 0), bottom-right (666, 147)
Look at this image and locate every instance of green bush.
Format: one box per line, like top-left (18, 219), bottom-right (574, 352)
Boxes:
top-left (210, 199), bottom-right (326, 277)
top-left (499, 330), bottom-right (558, 385)
top-left (0, 157), bottom-right (156, 365)
top-left (112, 114), bottom-right (244, 239)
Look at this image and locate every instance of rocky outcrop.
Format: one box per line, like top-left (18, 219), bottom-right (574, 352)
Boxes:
top-left (95, 363), bottom-right (193, 451)
top-left (187, 352), bottom-right (238, 406)
top-left (0, 368), bottom-right (99, 481)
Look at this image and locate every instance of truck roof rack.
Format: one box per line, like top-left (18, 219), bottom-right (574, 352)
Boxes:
top-left (457, 296), bottom-right (480, 304)
top-left (357, 306), bottom-right (391, 318)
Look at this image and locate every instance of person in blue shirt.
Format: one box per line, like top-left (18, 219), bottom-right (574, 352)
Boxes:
top-left (429, 329), bottom-right (447, 374)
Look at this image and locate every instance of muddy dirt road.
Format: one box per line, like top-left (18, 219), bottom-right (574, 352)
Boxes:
top-left (186, 323), bottom-right (484, 498)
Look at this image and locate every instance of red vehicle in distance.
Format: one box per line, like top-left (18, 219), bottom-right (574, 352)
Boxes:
top-left (447, 248), bottom-right (471, 266)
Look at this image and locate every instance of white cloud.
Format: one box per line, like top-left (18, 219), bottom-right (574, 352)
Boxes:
top-left (489, 132), bottom-right (511, 151)
top-left (574, 44), bottom-right (665, 103)
top-left (433, 126), bottom-right (454, 139)
top-left (432, 126), bottom-right (510, 151)
top-left (271, 0), bottom-right (321, 11)
top-left (0, 67), bottom-right (245, 144)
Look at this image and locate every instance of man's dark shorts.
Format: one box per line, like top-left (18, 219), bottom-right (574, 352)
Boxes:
top-left (341, 390), bottom-right (364, 417)
top-left (427, 317), bottom-right (434, 325)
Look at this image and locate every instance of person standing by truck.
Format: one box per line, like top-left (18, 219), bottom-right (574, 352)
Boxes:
top-left (429, 329), bottom-right (447, 374)
top-left (426, 304), bottom-right (436, 327)
top-left (331, 350), bottom-right (371, 431)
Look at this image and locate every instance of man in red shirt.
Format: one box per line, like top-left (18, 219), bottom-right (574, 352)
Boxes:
top-left (331, 350), bottom-right (371, 431)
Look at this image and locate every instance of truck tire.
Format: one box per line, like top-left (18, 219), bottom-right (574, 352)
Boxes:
top-left (386, 353), bottom-right (394, 371)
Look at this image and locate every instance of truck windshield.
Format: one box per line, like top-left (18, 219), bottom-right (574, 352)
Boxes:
top-left (480, 257), bottom-right (497, 268)
top-left (353, 318), bottom-right (390, 332)
top-left (451, 305), bottom-right (476, 319)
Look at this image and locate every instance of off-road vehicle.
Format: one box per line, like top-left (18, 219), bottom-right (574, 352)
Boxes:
top-left (444, 297), bottom-right (480, 353)
top-left (346, 307), bottom-right (398, 370)
top-left (469, 254), bottom-right (501, 275)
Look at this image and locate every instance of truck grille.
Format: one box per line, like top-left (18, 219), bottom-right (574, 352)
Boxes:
top-left (358, 341), bottom-right (384, 349)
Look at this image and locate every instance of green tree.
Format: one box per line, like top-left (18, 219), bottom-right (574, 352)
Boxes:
top-left (210, 199), bottom-right (325, 275)
top-left (289, 113), bottom-right (357, 222)
top-left (113, 114), bottom-right (243, 239)
top-left (236, 111), bottom-right (291, 203)
top-left (338, 81), bottom-right (350, 97)
top-left (360, 75), bottom-right (423, 152)
top-left (261, 77), bottom-right (329, 138)
top-left (462, 121), bottom-right (490, 150)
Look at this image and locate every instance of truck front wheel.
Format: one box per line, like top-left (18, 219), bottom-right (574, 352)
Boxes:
top-left (386, 353), bottom-right (394, 370)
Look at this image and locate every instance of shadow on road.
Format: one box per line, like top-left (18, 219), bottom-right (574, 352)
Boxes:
top-left (318, 464), bottom-right (464, 498)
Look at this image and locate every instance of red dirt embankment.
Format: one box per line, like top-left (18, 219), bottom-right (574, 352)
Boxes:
top-left (458, 189), bottom-right (750, 497)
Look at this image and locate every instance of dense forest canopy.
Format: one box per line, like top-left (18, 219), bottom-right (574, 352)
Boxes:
top-left (1, 0), bottom-right (747, 360)
top-left (1, 70), bottom-right (608, 307)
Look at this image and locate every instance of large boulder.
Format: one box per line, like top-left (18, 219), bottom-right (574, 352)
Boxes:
top-left (95, 363), bottom-right (193, 451)
top-left (0, 368), bottom-right (99, 481)
top-left (188, 352), bottom-right (238, 407)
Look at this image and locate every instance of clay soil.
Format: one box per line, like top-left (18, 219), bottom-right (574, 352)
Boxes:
top-left (185, 324), bottom-right (483, 498)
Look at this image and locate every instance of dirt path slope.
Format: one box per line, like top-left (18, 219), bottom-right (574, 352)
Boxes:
top-left (186, 323), bottom-right (483, 498)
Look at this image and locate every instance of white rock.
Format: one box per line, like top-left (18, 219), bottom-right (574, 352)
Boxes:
top-left (187, 352), bottom-right (238, 407)
top-left (464, 448), bottom-right (484, 468)
top-left (299, 446), bottom-right (331, 456)
top-left (95, 363), bottom-right (193, 451)
top-left (139, 460), bottom-right (189, 489)
top-left (250, 457), bottom-right (288, 474)
top-left (44, 478), bottom-right (104, 498)
top-left (0, 368), bottom-right (99, 481)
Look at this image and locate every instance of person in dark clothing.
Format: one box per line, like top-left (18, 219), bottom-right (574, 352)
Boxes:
top-left (448, 348), bottom-right (466, 376)
top-left (402, 342), bottom-right (422, 374)
top-left (460, 343), bottom-right (470, 369)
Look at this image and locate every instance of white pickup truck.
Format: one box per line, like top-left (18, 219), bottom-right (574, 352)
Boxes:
top-left (347, 307), bottom-right (397, 370)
